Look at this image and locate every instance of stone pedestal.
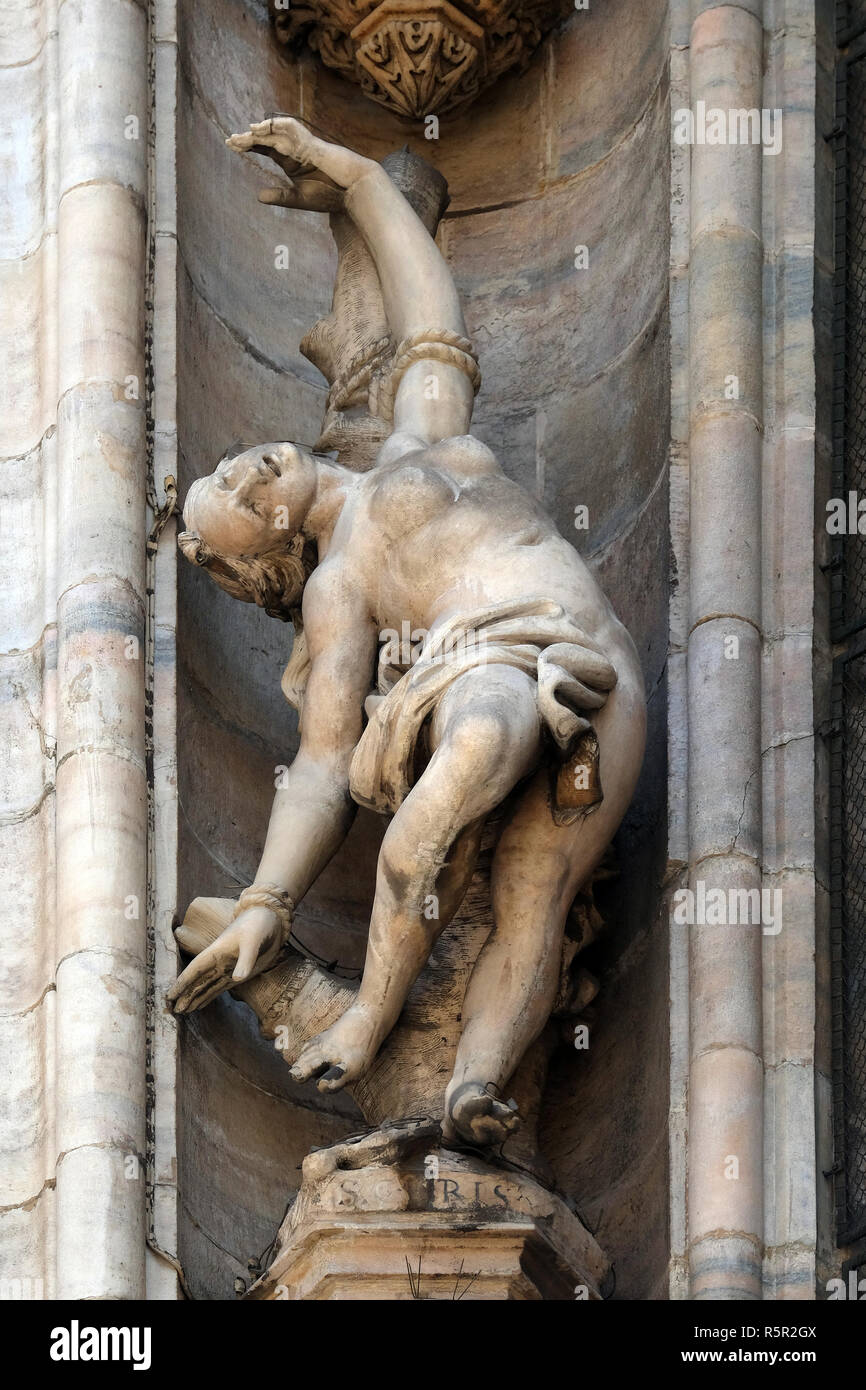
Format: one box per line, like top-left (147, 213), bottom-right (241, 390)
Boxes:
top-left (246, 1136), bottom-right (611, 1300)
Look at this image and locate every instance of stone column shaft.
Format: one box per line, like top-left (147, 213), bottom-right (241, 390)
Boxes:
top-left (53, 0), bottom-right (149, 1300)
top-left (146, 0), bottom-right (181, 1301)
top-left (0, 0), bottom-right (150, 1299)
top-left (686, 0), bottom-right (766, 1299)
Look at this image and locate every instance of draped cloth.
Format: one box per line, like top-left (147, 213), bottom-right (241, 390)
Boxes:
top-left (347, 597), bottom-right (618, 824)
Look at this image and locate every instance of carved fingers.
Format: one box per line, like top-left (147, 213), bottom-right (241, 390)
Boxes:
top-left (227, 117), bottom-right (379, 197)
top-left (167, 909), bottom-right (282, 1013)
top-left (227, 120), bottom-right (347, 213)
top-left (258, 178), bottom-right (344, 214)
top-left (227, 117), bottom-right (318, 168)
top-left (166, 942), bottom-right (237, 1014)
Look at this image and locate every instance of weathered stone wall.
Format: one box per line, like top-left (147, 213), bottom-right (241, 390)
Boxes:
top-left (175, 0), bottom-right (670, 1298)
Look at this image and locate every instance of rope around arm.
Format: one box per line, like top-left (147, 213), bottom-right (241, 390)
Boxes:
top-left (232, 884), bottom-right (295, 947)
top-left (379, 328), bottom-right (481, 422)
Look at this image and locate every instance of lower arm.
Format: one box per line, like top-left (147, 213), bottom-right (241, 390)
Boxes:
top-left (254, 757), bottom-right (355, 904)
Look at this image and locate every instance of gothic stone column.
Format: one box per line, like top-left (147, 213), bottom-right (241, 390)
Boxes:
top-left (0, 0), bottom-right (150, 1299)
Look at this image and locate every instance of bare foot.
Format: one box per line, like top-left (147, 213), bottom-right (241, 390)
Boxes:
top-left (444, 1081), bottom-right (521, 1145)
top-left (290, 1004), bottom-right (380, 1092)
top-left (302, 1118), bottom-right (441, 1183)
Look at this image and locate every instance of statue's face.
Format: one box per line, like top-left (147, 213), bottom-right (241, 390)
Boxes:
top-left (184, 443), bottom-right (314, 557)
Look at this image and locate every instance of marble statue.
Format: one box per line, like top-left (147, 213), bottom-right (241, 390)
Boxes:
top-left (168, 117), bottom-right (646, 1152)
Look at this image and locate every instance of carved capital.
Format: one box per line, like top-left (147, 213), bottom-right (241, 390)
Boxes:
top-left (269, 0), bottom-right (571, 118)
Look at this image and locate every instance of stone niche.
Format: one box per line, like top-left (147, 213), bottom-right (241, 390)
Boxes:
top-left (176, 0), bottom-right (670, 1298)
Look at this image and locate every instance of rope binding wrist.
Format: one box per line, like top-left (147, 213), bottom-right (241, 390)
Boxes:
top-left (232, 884), bottom-right (295, 947)
top-left (380, 328), bottom-right (481, 421)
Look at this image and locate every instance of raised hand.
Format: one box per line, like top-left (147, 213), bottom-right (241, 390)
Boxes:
top-left (226, 116), bottom-right (379, 213)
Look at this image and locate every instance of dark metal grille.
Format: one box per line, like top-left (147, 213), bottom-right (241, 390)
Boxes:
top-left (835, 55), bottom-right (866, 632)
top-left (831, 645), bottom-right (866, 1242)
top-left (846, 62), bottom-right (866, 623)
top-left (831, 12), bottom-right (866, 1246)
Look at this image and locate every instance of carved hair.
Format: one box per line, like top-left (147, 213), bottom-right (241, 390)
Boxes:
top-left (177, 529), bottom-right (315, 624)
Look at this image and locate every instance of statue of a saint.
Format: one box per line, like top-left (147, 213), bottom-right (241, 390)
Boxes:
top-left (169, 118), bottom-right (646, 1148)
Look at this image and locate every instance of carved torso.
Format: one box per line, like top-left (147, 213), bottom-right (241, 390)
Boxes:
top-left (307, 435), bottom-right (625, 664)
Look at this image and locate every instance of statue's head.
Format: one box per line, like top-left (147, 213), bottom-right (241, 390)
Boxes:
top-left (178, 442), bottom-right (319, 621)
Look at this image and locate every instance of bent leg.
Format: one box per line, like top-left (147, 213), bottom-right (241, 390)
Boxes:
top-left (291, 664), bottom-right (543, 1091)
top-left (445, 645), bottom-right (646, 1144)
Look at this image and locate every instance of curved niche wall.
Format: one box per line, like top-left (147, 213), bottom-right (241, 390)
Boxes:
top-left (176, 0), bottom-right (670, 1299)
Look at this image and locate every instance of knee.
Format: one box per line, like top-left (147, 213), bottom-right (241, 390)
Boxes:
top-left (441, 697), bottom-right (539, 775)
top-left (443, 707), bottom-right (507, 761)
top-left (379, 814), bottom-right (448, 900)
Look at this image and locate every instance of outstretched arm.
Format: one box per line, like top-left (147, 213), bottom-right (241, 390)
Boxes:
top-left (169, 592), bottom-right (377, 1013)
top-left (227, 118), bottom-right (476, 451)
